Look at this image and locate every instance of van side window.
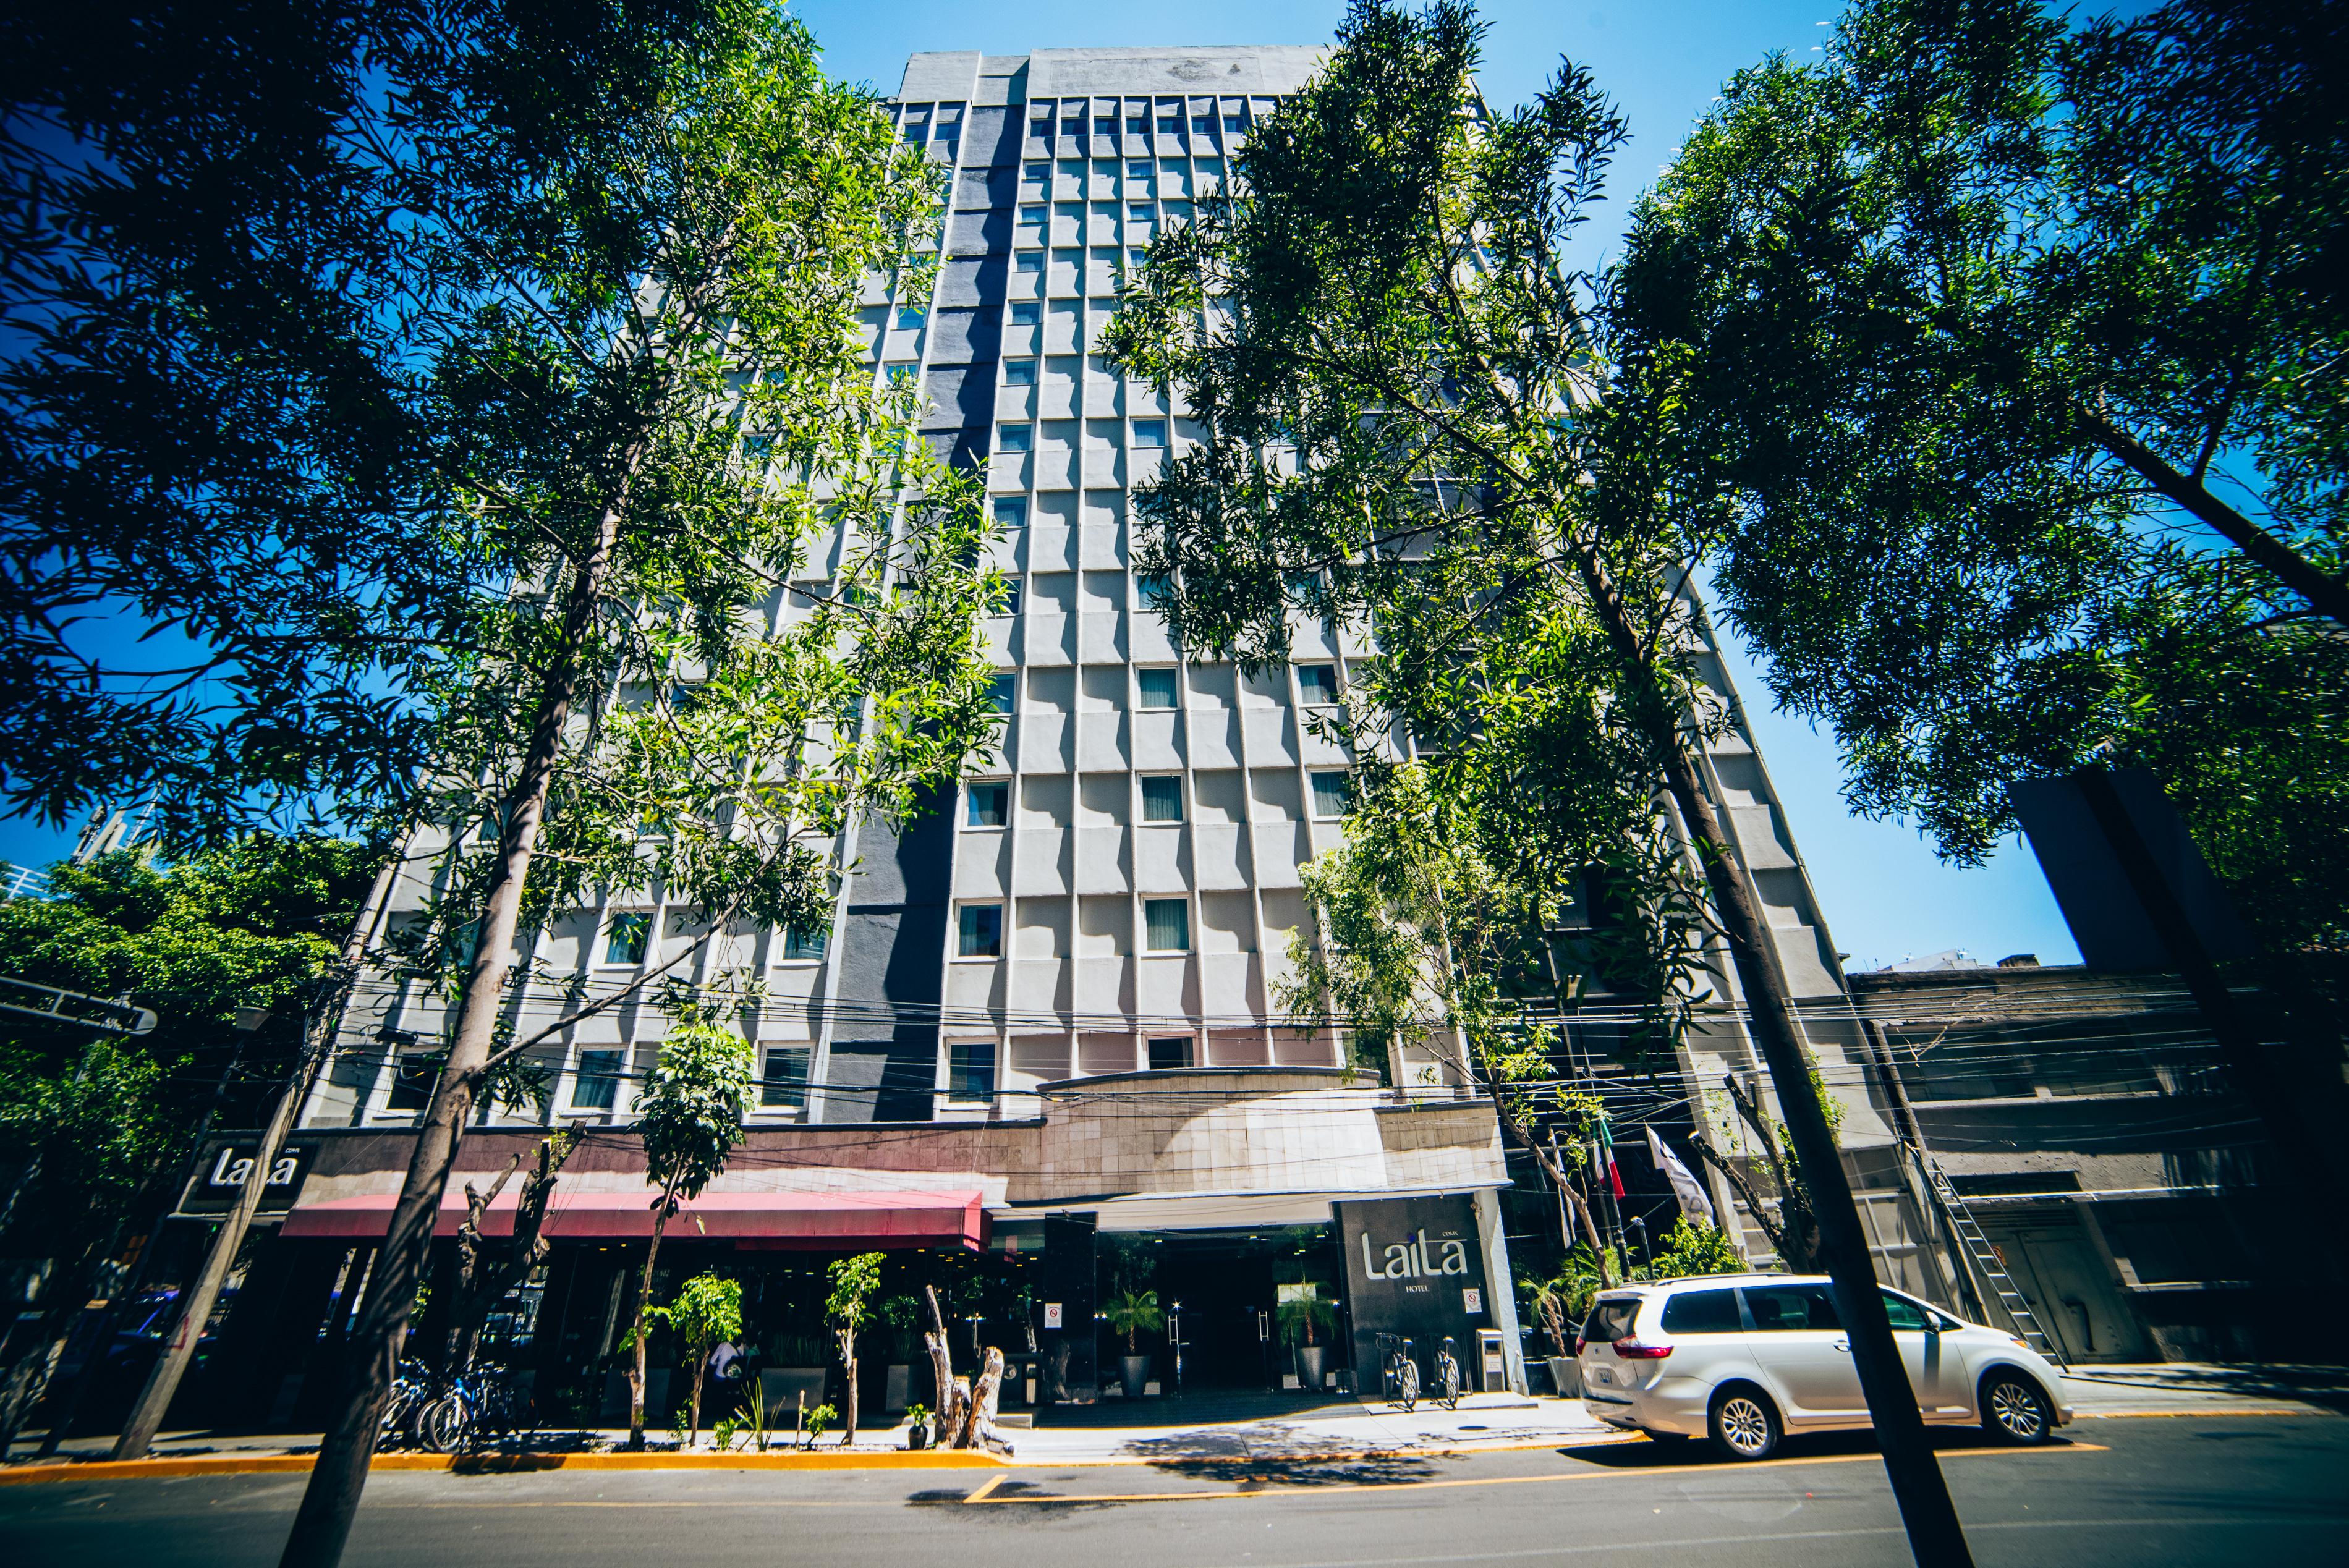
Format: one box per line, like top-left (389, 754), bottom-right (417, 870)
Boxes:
top-left (1741, 1284), bottom-right (1841, 1332)
top-left (1660, 1289), bottom-right (1743, 1334)
top-left (1880, 1291), bottom-right (1932, 1331)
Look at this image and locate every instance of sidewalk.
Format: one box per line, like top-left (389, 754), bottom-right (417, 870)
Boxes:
top-left (10, 1366), bottom-right (2338, 1480)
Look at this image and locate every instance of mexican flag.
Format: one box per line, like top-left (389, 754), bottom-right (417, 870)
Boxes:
top-left (1596, 1112), bottom-right (1625, 1200)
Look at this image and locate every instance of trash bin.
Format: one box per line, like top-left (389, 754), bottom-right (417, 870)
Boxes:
top-left (1477, 1329), bottom-right (1506, 1393)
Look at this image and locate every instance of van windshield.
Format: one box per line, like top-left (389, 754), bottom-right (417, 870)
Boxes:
top-left (1581, 1297), bottom-right (1642, 1345)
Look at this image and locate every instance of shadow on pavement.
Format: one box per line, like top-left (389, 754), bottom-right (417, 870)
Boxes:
top-left (1553, 1426), bottom-right (2084, 1468)
top-left (2064, 1363), bottom-right (2349, 1415)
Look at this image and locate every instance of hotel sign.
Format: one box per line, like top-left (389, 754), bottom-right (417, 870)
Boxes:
top-left (177, 1140), bottom-right (318, 1217)
top-left (1335, 1195), bottom-right (1489, 1385)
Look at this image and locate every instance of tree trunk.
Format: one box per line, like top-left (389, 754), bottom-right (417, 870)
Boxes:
top-left (955, 1346), bottom-right (1005, 1452)
top-left (922, 1286), bottom-right (955, 1433)
top-left (446, 1130), bottom-right (576, 1373)
top-left (627, 1195), bottom-right (676, 1449)
top-left (687, 1345), bottom-right (707, 1447)
top-left (278, 465), bottom-right (642, 1568)
top-left (2076, 404), bottom-right (2349, 625)
top-left (841, 1348), bottom-right (857, 1446)
top-left (1575, 553), bottom-right (1974, 1568)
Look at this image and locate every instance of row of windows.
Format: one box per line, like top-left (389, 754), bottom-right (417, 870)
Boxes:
top-left (956, 896), bottom-right (1192, 957)
top-left (965, 771), bottom-right (1350, 828)
top-left (1017, 158), bottom-right (1220, 193)
top-left (598, 911), bottom-right (826, 968)
top-left (563, 1044), bottom-right (812, 1113)
top-left (980, 662), bottom-right (1342, 708)
top-left (992, 418), bottom-right (1168, 452)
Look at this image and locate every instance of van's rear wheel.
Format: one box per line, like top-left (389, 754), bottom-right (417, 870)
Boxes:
top-left (1982, 1371), bottom-right (2054, 1444)
top-left (1709, 1388), bottom-right (1780, 1461)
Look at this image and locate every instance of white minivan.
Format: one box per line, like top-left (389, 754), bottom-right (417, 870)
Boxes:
top-left (1578, 1273), bottom-right (2073, 1460)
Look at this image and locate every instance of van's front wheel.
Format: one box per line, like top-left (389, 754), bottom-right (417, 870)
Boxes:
top-left (1982, 1371), bottom-right (2054, 1444)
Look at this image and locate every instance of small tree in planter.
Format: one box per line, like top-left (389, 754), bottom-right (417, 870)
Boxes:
top-left (825, 1251), bottom-right (883, 1446)
top-left (1102, 1290), bottom-right (1163, 1398)
top-left (648, 1272), bottom-right (742, 1448)
top-left (623, 1014), bottom-right (755, 1449)
top-left (1275, 1286), bottom-right (1336, 1389)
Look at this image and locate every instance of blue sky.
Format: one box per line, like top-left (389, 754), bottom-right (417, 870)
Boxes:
top-left (0, 0), bottom-right (2082, 970)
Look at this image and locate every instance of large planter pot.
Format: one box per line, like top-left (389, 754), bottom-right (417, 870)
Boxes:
top-left (1547, 1356), bottom-right (1579, 1397)
top-left (906, 1422), bottom-right (931, 1451)
top-left (1295, 1344), bottom-right (1327, 1391)
top-left (1120, 1354), bottom-right (1152, 1399)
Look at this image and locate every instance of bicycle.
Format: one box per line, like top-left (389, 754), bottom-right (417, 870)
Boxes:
top-left (376, 1357), bottom-right (436, 1449)
top-left (1378, 1333), bottom-right (1419, 1412)
top-left (1432, 1337), bottom-right (1463, 1411)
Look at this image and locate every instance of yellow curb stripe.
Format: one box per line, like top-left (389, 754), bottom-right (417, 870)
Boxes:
top-left (0, 1449), bottom-right (1008, 1486)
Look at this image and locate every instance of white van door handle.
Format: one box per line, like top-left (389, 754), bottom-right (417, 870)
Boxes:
top-left (1833, 1339), bottom-right (1850, 1352)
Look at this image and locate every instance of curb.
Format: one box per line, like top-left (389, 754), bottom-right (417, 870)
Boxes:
top-left (0, 1449), bottom-right (1009, 1486)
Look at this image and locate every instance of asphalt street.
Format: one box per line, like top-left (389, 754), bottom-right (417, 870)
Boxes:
top-left (4, 1417), bottom-right (2342, 1567)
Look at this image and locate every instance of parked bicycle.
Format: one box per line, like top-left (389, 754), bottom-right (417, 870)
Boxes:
top-left (377, 1357), bottom-right (530, 1453)
top-left (1432, 1337), bottom-right (1464, 1410)
top-left (1377, 1333), bottom-right (1419, 1412)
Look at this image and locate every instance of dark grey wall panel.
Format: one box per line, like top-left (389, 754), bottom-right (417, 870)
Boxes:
top-left (949, 209), bottom-right (1010, 254)
top-left (956, 167), bottom-right (1014, 209)
top-left (964, 104), bottom-right (1013, 168)
top-left (922, 366), bottom-right (998, 431)
top-left (928, 307), bottom-right (1000, 365)
top-left (938, 253), bottom-right (1008, 309)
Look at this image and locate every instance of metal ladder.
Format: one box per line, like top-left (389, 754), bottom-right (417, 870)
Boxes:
top-left (1915, 1153), bottom-right (2069, 1369)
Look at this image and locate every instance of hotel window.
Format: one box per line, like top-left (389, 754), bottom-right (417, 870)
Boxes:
top-left (1296, 663), bottom-right (1340, 705)
top-left (948, 1038), bottom-right (997, 1101)
top-left (1064, 114), bottom-right (1084, 134)
top-left (1127, 158), bottom-right (1151, 180)
top-left (1023, 158), bottom-right (1049, 180)
top-left (1144, 898), bottom-right (1190, 953)
top-left (759, 1046), bottom-right (810, 1110)
top-left (1004, 358), bottom-right (1037, 388)
top-left (996, 423), bottom-right (1032, 453)
top-left (1128, 201), bottom-right (1153, 221)
top-left (1137, 573), bottom-right (1173, 608)
top-left (988, 672), bottom-right (1016, 713)
top-left (958, 904), bottom-right (1003, 958)
top-left (1017, 203), bottom-right (1045, 227)
top-left (1009, 300), bottom-right (1042, 324)
top-left (386, 1049), bottom-right (442, 1112)
top-left (1148, 1036), bottom-right (1194, 1070)
top-left (1156, 114), bottom-right (1178, 134)
top-left (995, 581), bottom-right (1023, 616)
top-left (1136, 667), bottom-right (1178, 709)
top-left (603, 912), bottom-right (651, 965)
top-left (967, 782), bottom-right (1010, 828)
top-left (1224, 113), bottom-right (1244, 132)
top-left (1140, 776), bottom-right (1183, 823)
top-left (1016, 252), bottom-right (1044, 275)
top-left (993, 496), bottom-right (1028, 528)
top-left (1132, 418), bottom-right (1168, 447)
top-left (1310, 771), bottom-right (1353, 819)
top-left (569, 1050), bottom-right (622, 1111)
top-left (885, 362), bottom-right (916, 387)
top-left (781, 923), bottom-right (828, 960)
top-left (1123, 114), bottom-right (1145, 135)
top-left (896, 303), bottom-right (926, 329)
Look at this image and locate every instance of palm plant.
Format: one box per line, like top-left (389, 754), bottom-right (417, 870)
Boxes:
top-left (1102, 1289), bottom-right (1163, 1355)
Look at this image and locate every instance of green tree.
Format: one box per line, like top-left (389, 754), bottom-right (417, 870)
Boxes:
top-left (823, 1250), bottom-right (882, 1446)
top-left (0, 837), bottom-right (373, 1452)
top-left (647, 1271), bottom-right (742, 1447)
top-left (1103, 4), bottom-right (1970, 1555)
top-left (624, 1017), bottom-right (755, 1450)
top-left (1612, 0), bottom-right (2349, 953)
top-left (1647, 1217), bottom-right (1743, 1281)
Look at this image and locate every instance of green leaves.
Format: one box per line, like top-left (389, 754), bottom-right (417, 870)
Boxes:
top-left (1618, 0), bottom-right (2349, 950)
top-left (635, 1019), bottom-right (755, 1209)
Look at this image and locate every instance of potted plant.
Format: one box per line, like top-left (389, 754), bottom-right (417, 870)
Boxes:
top-left (904, 1402), bottom-right (932, 1451)
top-left (1102, 1289), bottom-right (1162, 1398)
top-left (1275, 1284), bottom-right (1336, 1391)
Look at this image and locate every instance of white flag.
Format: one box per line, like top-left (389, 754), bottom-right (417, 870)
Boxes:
top-left (1647, 1125), bottom-right (1717, 1226)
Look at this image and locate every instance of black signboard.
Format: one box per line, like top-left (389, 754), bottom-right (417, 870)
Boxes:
top-left (1335, 1194), bottom-right (1489, 1390)
top-left (177, 1140), bottom-right (318, 1217)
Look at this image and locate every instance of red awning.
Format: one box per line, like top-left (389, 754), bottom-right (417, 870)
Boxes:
top-left (278, 1188), bottom-right (986, 1250)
